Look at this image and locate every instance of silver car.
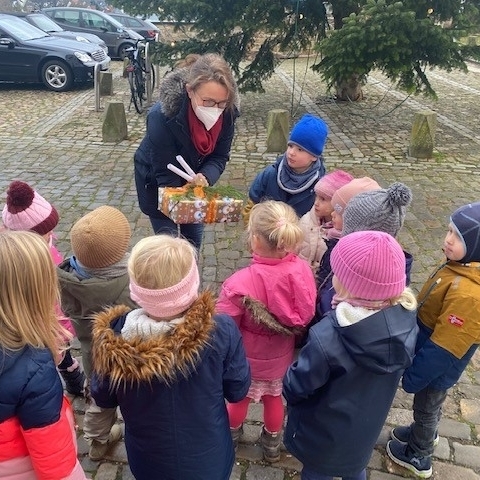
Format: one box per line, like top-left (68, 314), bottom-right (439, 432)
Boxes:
top-left (42, 7), bottom-right (143, 58)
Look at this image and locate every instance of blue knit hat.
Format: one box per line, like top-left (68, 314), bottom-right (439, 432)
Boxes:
top-left (451, 201), bottom-right (480, 263)
top-left (289, 114), bottom-right (328, 157)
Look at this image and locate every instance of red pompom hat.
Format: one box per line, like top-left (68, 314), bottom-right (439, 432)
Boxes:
top-left (2, 180), bottom-right (59, 235)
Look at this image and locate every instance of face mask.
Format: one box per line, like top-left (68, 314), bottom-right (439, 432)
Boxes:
top-left (194, 105), bottom-right (224, 131)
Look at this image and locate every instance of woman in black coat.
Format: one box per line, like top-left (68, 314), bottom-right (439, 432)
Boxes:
top-left (134, 53), bottom-right (240, 248)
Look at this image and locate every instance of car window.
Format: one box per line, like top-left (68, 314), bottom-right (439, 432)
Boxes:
top-left (0, 16), bottom-right (48, 40)
top-left (53, 10), bottom-right (81, 28)
top-left (29, 14), bottom-right (62, 32)
top-left (82, 11), bottom-right (110, 30)
top-left (126, 17), bottom-right (144, 28)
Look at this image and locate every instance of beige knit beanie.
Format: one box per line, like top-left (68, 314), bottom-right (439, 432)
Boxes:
top-left (70, 206), bottom-right (131, 268)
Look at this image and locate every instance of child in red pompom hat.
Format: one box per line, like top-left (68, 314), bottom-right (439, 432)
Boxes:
top-left (2, 180), bottom-right (85, 396)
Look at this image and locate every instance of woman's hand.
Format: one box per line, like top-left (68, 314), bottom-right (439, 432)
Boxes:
top-left (190, 173), bottom-right (209, 187)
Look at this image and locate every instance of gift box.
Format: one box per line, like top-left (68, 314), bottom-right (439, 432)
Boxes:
top-left (158, 185), bottom-right (245, 224)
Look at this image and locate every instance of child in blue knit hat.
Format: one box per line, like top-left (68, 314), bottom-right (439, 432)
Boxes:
top-left (245, 114), bottom-right (328, 219)
top-left (387, 201), bottom-right (480, 479)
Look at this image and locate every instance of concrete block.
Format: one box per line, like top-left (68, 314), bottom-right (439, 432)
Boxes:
top-left (99, 71), bottom-right (113, 96)
top-left (408, 110), bottom-right (436, 158)
top-left (266, 109), bottom-right (289, 153)
top-left (102, 102), bottom-right (127, 143)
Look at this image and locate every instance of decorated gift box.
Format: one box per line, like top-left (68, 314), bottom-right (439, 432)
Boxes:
top-left (158, 185), bottom-right (245, 224)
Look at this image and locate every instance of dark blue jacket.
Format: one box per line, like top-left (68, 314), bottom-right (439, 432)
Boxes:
top-left (283, 305), bottom-right (418, 476)
top-left (91, 293), bottom-right (250, 480)
top-left (248, 154), bottom-right (325, 218)
top-left (134, 66), bottom-right (239, 218)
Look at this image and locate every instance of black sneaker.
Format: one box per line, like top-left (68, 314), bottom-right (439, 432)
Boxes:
top-left (387, 439), bottom-right (433, 478)
top-left (59, 365), bottom-right (85, 396)
top-left (391, 425), bottom-right (439, 447)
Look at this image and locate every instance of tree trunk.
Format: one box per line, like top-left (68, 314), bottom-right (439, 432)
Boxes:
top-left (335, 74), bottom-right (363, 101)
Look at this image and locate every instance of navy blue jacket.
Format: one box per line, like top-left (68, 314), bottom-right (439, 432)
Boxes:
top-left (134, 85), bottom-right (239, 217)
top-left (91, 293), bottom-right (250, 480)
top-left (248, 154), bottom-right (325, 218)
top-left (283, 305), bottom-right (418, 476)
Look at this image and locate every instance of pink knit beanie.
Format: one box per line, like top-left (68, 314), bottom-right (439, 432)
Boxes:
top-left (2, 180), bottom-right (59, 235)
top-left (331, 231), bottom-right (406, 300)
top-left (330, 177), bottom-right (381, 215)
top-left (314, 170), bottom-right (354, 199)
top-left (129, 261), bottom-right (200, 318)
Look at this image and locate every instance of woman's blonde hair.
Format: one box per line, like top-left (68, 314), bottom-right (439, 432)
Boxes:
top-left (128, 234), bottom-right (197, 290)
top-left (0, 231), bottom-right (63, 361)
top-left (248, 200), bottom-right (303, 253)
top-left (181, 53), bottom-right (237, 111)
top-left (391, 287), bottom-right (417, 311)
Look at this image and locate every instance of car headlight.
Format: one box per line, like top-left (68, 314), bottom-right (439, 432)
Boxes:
top-left (74, 51), bottom-right (93, 64)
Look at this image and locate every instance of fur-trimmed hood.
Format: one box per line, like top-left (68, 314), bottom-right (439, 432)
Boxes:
top-left (158, 66), bottom-right (240, 119)
top-left (92, 291), bottom-right (216, 388)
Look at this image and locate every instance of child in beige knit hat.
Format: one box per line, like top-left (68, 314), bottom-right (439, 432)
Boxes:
top-left (57, 205), bottom-right (137, 461)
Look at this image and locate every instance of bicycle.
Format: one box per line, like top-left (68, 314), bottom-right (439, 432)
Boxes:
top-left (124, 39), bottom-right (156, 114)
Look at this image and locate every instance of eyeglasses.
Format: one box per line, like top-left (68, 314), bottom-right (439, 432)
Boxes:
top-left (193, 92), bottom-right (228, 109)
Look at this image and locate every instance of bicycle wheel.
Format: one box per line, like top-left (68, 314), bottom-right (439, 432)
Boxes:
top-left (135, 67), bottom-right (147, 103)
top-left (128, 70), bottom-right (143, 114)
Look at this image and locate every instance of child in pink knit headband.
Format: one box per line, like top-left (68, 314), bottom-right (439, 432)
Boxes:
top-left (90, 234), bottom-right (250, 480)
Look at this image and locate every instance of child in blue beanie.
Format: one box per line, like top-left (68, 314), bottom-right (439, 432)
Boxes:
top-left (387, 201), bottom-right (480, 479)
top-left (245, 114), bottom-right (328, 219)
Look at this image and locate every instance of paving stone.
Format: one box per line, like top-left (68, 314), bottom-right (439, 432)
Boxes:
top-left (3, 58), bottom-right (480, 480)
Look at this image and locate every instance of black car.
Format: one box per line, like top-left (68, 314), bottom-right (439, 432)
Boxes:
top-left (0, 14), bottom-right (110, 91)
top-left (109, 13), bottom-right (159, 40)
top-left (8, 11), bottom-right (109, 55)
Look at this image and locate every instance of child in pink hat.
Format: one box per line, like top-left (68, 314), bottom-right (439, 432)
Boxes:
top-left (284, 231), bottom-right (418, 480)
top-left (2, 180), bottom-right (85, 396)
top-left (298, 169), bottom-right (354, 275)
top-left (315, 176), bottom-right (381, 318)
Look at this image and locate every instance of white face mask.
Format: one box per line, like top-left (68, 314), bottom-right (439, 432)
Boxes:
top-left (194, 105), bottom-right (224, 131)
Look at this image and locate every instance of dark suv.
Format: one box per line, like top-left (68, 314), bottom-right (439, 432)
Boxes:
top-left (108, 13), bottom-right (159, 40)
top-left (42, 7), bottom-right (143, 58)
top-left (0, 14), bottom-right (110, 91)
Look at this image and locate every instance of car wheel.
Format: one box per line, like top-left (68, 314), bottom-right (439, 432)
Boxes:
top-left (118, 42), bottom-right (134, 60)
top-left (41, 59), bottom-right (74, 92)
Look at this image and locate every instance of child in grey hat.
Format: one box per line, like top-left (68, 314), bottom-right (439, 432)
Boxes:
top-left (342, 182), bottom-right (413, 285)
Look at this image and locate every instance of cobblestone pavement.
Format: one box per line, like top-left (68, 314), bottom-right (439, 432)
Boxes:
top-left (2, 58), bottom-right (480, 480)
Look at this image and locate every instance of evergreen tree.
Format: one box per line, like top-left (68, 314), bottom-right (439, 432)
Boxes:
top-left (111, 0), bottom-right (480, 99)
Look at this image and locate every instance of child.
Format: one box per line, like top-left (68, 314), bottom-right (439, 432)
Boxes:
top-left (316, 176), bottom-right (380, 317)
top-left (298, 169), bottom-right (354, 274)
top-left (1, 179), bottom-right (85, 396)
top-left (217, 200), bottom-right (317, 462)
top-left (283, 231), bottom-right (418, 480)
top-left (387, 201), bottom-right (480, 479)
top-left (246, 114), bottom-right (328, 219)
top-left (57, 206), bottom-right (136, 461)
top-left (90, 234), bottom-right (250, 480)
top-left (341, 181), bottom-right (414, 286)
top-left (0, 231), bottom-right (86, 479)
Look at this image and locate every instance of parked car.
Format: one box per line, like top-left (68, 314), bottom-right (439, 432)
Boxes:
top-left (0, 14), bottom-right (110, 91)
top-left (6, 12), bottom-right (108, 54)
top-left (42, 7), bottom-right (143, 58)
top-left (108, 13), bottom-right (159, 40)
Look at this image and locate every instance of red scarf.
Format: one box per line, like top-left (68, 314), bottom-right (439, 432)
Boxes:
top-left (187, 103), bottom-right (223, 156)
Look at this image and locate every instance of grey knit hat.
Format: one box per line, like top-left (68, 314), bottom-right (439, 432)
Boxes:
top-left (342, 182), bottom-right (412, 238)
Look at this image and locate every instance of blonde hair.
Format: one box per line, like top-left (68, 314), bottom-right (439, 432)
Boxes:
top-left (391, 287), bottom-right (417, 311)
top-left (0, 231), bottom-right (63, 361)
top-left (128, 234), bottom-right (197, 290)
top-left (182, 53), bottom-right (237, 111)
top-left (248, 200), bottom-right (303, 252)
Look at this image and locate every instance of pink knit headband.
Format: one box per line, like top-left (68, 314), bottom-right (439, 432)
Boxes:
top-left (129, 261), bottom-right (200, 318)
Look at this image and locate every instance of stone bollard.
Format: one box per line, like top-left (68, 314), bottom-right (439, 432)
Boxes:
top-left (99, 71), bottom-right (113, 96)
top-left (102, 102), bottom-right (127, 143)
top-left (266, 109), bottom-right (290, 153)
top-left (408, 110), bottom-right (436, 159)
